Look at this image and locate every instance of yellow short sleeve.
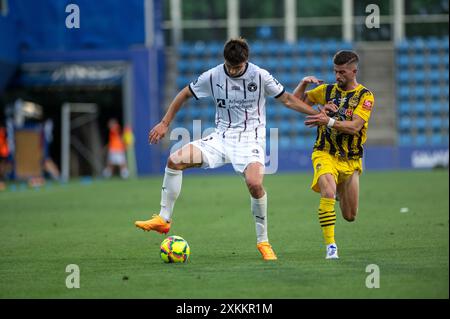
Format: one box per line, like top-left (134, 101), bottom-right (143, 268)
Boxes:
top-left (354, 92), bottom-right (375, 123)
top-left (306, 84), bottom-right (327, 106)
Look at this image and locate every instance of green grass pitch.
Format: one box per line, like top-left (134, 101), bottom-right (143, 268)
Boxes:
top-left (0, 170), bottom-right (448, 298)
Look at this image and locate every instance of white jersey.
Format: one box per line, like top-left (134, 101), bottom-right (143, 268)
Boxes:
top-left (188, 62), bottom-right (285, 136)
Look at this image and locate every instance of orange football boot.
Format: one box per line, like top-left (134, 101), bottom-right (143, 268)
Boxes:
top-left (257, 242), bottom-right (278, 260)
top-left (135, 214), bottom-right (171, 234)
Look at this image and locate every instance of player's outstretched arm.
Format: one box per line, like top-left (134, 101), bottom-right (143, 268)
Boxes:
top-left (293, 76), bottom-right (322, 103)
top-left (277, 91), bottom-right (319, 115)
top-left (149, 86), bottom-right (193, 144)
top-left (304, 107), bottom-right (365, 135)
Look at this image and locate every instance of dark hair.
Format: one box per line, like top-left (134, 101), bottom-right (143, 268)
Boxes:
top-left (333, 50), bottom-right (359, 66)
top-left (223, 38), bottom-right (249, 65)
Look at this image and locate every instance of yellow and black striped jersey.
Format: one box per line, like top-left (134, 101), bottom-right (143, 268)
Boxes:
top-left (306, 83), bottom-right (375, 160)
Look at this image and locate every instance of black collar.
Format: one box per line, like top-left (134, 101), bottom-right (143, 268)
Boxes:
top-left (223, 62), bottom-right (249, 78)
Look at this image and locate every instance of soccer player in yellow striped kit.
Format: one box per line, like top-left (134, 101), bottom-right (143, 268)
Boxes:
top-left (294, 50), bottom-right (375, 259)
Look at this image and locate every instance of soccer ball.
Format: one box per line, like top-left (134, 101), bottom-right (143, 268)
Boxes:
top-left (160, 235), bottom-right (190, 263)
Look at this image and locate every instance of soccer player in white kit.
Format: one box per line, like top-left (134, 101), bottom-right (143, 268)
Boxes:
top-left (135, 38), bottom-right (319, 260)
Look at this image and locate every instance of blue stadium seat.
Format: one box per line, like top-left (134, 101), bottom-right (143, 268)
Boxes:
top-left (411, 37), bottom-right (426, 51)
top-left (412, 55), bottom-right (426, 68)
top-left (426, 54), bottom-right (441, 68)
top-left (266, 42), bottom-right (281, 55)
top-left (193, 60), bottom-right (205, 73)
top-left (397, 70), bottom-right (410, 83)
top-left (324, 39), bottom-right (339, 54)
top-left (413, 103), bottom-right (427, 115)
top-left (293, 136), bottom-right (306, 149)
top-left (414, 86), bottom-right (427, 99)
top-left (441, 36), bottom-right (449, 51)
top-left (430, 102), bottom-right (443, 114)
top-left (441, 85), bottom-right (449, 98)
top-left (178, 43), bottom-right (192, 57)
top-left (399, 117), bottom-right (412, 131)
top-left (398, 40), bottom-right (409, 54)
top-left (429, 85), bottom-right (441, 100)
top-left (280, 42), bottom-right (295, 55)
top-left (340, 42), bottom-right (353, 51)
top-left (293, 121), bottom-right (307, 134)
top-left (281, 58), bottom-right (295, 71)
top-left (279, 136), bottom-right (291, 150)
top-left (430, 133), bottom-right (444, 145)
top-left (397, 54), bottom-right (409, 69)
top-left (325, 73), bottom-right (335, 83)
top-left (443, 117), bottom-right (449, 130)
top-left (398, 102), bottom-right (411, 115)
top-left (307, 42), bottom-right (323, 54)
top-left (415, 118), bottom-right (427, 131)
top-left (398, 86), bottom-right (410, 100)
top-left (415, 133), bottom-right (427, 146)
top-left (427, 37), bottom-right (441, 53)
top-left (176, 76), bottom-right (190, 89)
top-left (428, 71), bottom-right (441, 83)
top-left (177, 60), bottom-right (190, 73)
top-left (251, 41), bottom-right (265, 55)
top-left (206, 42), bottom-right (222, 57)
top-left (399, 133), bottom-right (413, 146)
top-left (192, 42), bottom-right (207, 57)
top-left (311, 57), bottom-right (324, 70)
top-left (266, 107), bottom-right (277, 118)
top-left (412, 70), bottom-right (426, 83)
top-left (443, 53), bottom-right (449, 67)
top-left (431, 117), bottom-right (442, 131)
top-left (278, 122), bottom-right (291, 135)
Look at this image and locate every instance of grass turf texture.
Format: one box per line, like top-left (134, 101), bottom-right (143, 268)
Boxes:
top-left (0, 170), bottom-right (448, 298)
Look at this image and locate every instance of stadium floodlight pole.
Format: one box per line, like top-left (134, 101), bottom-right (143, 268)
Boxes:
top-left (285, 0), bottom-right (297, 43)
top-left (393, 0), bottom-right (405, 44)
top-left (170, 0), bottom-right (182, 46)
top-left (227, 0), bottom-right (239, 39)
top-left (342, 0), bottom-right (354, 42)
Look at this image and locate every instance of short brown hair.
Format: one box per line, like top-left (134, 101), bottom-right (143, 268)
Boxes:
top-left (333, 50), bottom-right (359, 66)
top-left (223, 38), bottom-right (249, 65)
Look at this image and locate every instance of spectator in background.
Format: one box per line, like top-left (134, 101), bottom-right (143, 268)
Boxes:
top-left (103, 118), bottom-right (129, 179)
top-left (0, 126), bottom-right (11, 191)
top-left (42, 119), bottom-right (60, 181)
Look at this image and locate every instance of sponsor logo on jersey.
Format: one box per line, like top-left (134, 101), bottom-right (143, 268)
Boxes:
top-left (363, 99), bottom-right (373, 110)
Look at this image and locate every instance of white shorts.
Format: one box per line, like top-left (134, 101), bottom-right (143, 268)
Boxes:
top-left (191, 130), bottom-right (265, 174)
top-left (108, 151), bottom-right (126, 165)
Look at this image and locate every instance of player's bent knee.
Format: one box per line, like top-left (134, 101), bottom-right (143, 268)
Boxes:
top-left (246, 181), bottom-right (264, 198)
top-left (167, 156), bottom-right (184, 170)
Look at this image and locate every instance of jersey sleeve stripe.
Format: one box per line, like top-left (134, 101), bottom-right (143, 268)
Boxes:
top-left (188, 84), bottom-right (199, 100)
top-left (274, 88), bottom-right (285, 99)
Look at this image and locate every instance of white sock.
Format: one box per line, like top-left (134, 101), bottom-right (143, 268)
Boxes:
top-left (251, 193), bottom-right (268, 243)
top-left (159, 167), bottom-right (183, 222)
